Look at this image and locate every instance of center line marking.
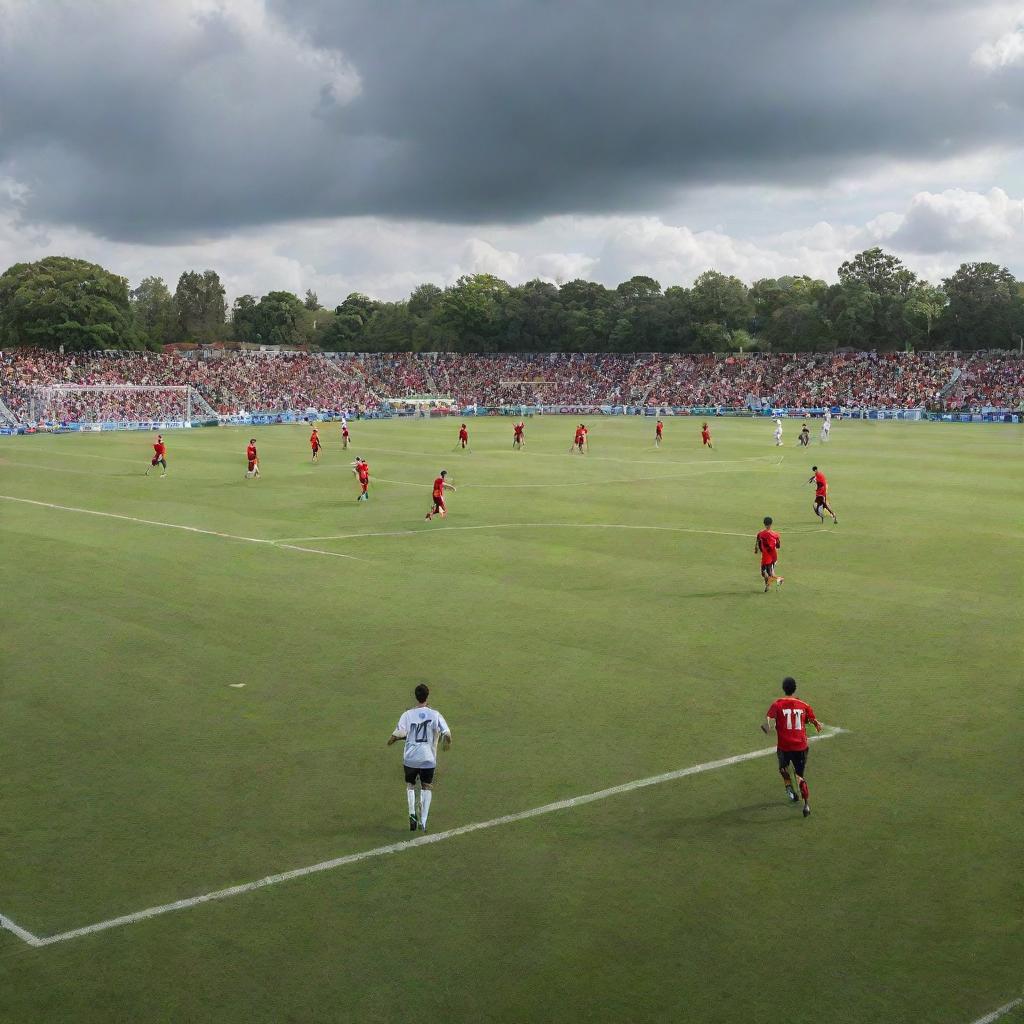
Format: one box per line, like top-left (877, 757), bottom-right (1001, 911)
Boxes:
top-left (0, 728), bottom-right (846, 948)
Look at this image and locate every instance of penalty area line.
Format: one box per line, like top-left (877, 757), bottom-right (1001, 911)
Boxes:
top-left (0, 494), bottom-right (368, 563)
top-left (7, 728), bottom-right (846, 948)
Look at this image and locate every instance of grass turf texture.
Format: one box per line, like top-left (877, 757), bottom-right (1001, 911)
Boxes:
top-left (0, 416), bottom-right (1020, 1024)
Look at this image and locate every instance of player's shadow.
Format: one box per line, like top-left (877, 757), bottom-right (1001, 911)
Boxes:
top-left (701, 801), bottom-right (804, 826)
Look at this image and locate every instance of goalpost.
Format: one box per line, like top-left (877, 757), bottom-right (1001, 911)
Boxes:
top-left (497, 381), bottom-right (555, 415)
top-left (23, 384), bottom-right (217, 427)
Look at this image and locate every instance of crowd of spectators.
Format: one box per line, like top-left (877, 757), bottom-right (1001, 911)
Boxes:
top-left (1, 348), bottom-right (1021, 424)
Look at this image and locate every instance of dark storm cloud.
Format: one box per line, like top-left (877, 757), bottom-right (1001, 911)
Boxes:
top-left (0, 0), bottom-right (1021, 241)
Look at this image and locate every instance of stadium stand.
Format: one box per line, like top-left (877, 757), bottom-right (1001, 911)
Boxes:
top-left (1, 349), bottom-right (1021, 424)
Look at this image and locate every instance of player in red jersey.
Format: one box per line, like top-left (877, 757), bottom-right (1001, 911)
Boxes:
top-left (352, 457), bottom-right (370, 501)
top-left (761, 676), bottom-right (821, 817)
top-left (145, 434), bottom-right (167, 477)
top-left (341, 422), bottom-right (350, 449)
top-left (755, 515), bottom-right (784, 592)
top-left (572, 424), bottom-right (586, 454)
top-left (655, 420), bottom-right (664, 447)
top-left (513, 421), bottom-right (525, 449)
top-left (425, 470), bottom-right (456, 520)
top-left (808, 465), bottom-right (838, 524)
top-left (310, 428), bottom-right (321, 462)
top-left (245, 439), bottom-right (260, 479)
top-left (458, 424), bottom-right (469, 449)
top-left (701, 422), bottom-right (713, 449)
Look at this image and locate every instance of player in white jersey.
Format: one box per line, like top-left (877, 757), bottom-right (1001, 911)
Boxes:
top-left (773, 418), bottom-right (784, 446)
top-left (387, 683), bottom-right (452, 832)
top-left (821, 409), bottom-right (831, 442)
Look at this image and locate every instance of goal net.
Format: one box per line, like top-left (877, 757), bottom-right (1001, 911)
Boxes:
top-left (497, 380), bottom-right (555, 414)
top-left (19, 384), bottom-right (217, 427)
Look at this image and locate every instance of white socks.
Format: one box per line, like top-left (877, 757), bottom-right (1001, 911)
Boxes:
top-left (407, 788), bottom-right (416, 816)
top-left (420, 789), bottom-right (432, 826)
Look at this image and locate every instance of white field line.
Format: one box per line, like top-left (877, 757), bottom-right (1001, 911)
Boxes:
top-left (276, 522), bottom-right (756, 543)
top-left (0, 728), bottom-right (847, 948)
top-left (970, 997), bottom-right (1023, 1024)
top-left (0, 495), bottom-right (368, 563)
top-left (275, 522), bottom-right (836, 544)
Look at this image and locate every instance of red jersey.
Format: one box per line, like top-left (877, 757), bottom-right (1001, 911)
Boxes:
top-left (574, 430), bottom-right (584, 443)
top-left (432, 476), bottom-right (445, 498)
top-left (459, 428), bottom-right (468, 441)
top-left (310, 432), bottom-right (319, 448)
top-left (766, 697), bottom-right (818, 751)
top-left (246, 444), bottom-right (257, 462)
top-left (814, 471), bottom-right (827, 497)
top-left (514, 424), bottom-right (524, 437)
top-left (342, 426), bottom-right (350, 437)
top-left (357, 461), bottom-right (369, 482)
top-left (701, 427), bottom-right (710, 439)
top-left (755, 528), bottom-right (780, 565)
top-left (656, 422), bottom-right (663, 435)
top-left (153, 442), bottom-right (166, 457)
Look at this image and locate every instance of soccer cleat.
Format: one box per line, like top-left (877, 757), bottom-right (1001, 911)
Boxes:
top-left (786, 787), bottom-right (798, 802)
top-left (409, 814), bottom-right (418, 831)
top-left (764, 581), bottom-right (771, 593)
top-left (802, 805), bottom-right (811, 817)
top-left (776, 576), bottom-right (785, 588)
top-left (419, 822), bottom-right (427, 833)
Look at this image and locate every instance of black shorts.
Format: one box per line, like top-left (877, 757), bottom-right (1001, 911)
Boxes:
top-left (814, 495), bottom-right (826, 506)
top-left (777, 749), bottom-right (808, 776)
top-left (761, 561), bottom-right (776, 577)
top-left (404, 765), bottom-right (435, 785)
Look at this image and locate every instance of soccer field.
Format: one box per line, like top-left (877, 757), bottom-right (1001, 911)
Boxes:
top-left (0, 415), bottom-right (1021, 1024)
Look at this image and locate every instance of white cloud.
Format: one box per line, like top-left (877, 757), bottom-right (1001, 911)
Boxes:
top-left (882, 187), bottom-right (1024, 252)
top-left (972, 21), bottom-right (1024, 68)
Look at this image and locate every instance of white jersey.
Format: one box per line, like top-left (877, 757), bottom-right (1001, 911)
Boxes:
top-left (394, 706), bottom-right (451, 769)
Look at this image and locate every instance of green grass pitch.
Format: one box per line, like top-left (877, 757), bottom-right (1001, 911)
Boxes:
top-left (0, 415), bottom-right (1020, 1024)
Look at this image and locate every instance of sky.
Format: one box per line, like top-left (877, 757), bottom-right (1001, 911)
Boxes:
top-left (1, 0), bottom-right (1023, 303)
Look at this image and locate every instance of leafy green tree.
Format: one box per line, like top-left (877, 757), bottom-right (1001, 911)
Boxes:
top-left (320, 292), bottom-right (381, 350)
top-left (558, 279), bottom-right (615, 350)
top-left (303, 289), bottom-right (321, 311)
top-left (902, 283), bottom-right (946, 347)
top-left (173, 270), bottom-right (226, 342)
top-left (437, 274), bottom-right (510, 349)
top-left (361, 302), bottom-right (415, 351)
top-left (838, 248), bottom-right (917, 297)
top-left (230, 295), bottom-right (259, 342)
top-left (612, 276), bottom-right (666, 351)
top-left (939, 263), bottom-right (1023, 350)
top-left (502, 280), bottom-right (565, 351)
top-left (688, 270), bottom-right (753, 336)
top-left (130, 276), bottom-right (176, 348)
top-left (835, 249), bottom-right (918, 349)
top-left (0, 256), bottom-right (134, 351)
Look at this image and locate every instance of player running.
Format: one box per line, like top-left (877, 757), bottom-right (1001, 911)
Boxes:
top-left (341, 420), bottom-right (350, 449)
top-left (310, 427), bottom-right (321, 462)
top-left (352, 456), bottom-right (370, 501)
top-left (773, 418), bottom-right (784, 446)
top-left (755, 516), bottom-right (784, 592)
top-left (145, 434), bottom-right (167, 477)
top-left (820, 409), bottom-right (832, 442)
top-left (245, 439), bottom-right (260, 479)
top-left (808, 466), bottom-right (838, 524)
top-left (387, 683), bottom-right (452, 832)
top-left (701, 422), bottom-right (713, 449)
top-left (655, 420), bottom-right (664, 447)
top-left (761, 677), bottom-right (821, 817)
top-left (425, 470), bottom-right (456, 520)
top-left (513, 421), bottom-right (525, 449)
top-left (798, 423), bottom-right (810, 447)
top-left (458, 424), bottom-right (469, 449)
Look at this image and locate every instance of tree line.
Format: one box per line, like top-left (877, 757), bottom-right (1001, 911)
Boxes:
top-left (1, 249), bottom-right (1022, 353)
